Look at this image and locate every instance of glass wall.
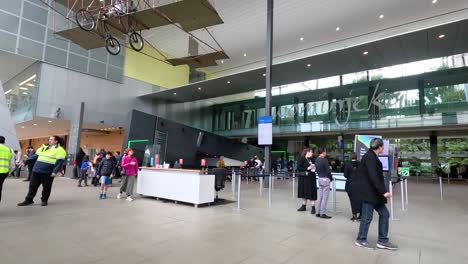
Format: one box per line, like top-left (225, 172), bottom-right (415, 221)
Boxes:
top-left (212, 65), bottom-right (468, 134)
top-left (3, 62), bottom-right (39, 122)
top-left (0, 0), bottom-right (124, 82)
top-left (425, 84), bottom-right (468, 114)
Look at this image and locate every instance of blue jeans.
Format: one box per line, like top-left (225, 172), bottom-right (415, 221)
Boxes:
top-left (357, 202), bottom-right (390, 243)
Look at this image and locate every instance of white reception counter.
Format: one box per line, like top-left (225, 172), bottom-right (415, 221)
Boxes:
top-left (137, 167), bottom-right (215, 207)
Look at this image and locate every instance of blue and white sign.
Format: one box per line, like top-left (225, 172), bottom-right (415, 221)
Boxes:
top-left (258, 116), bottom-right (273, 145)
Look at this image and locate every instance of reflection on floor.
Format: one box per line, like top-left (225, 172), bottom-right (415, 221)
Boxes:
top-left (0, 177), bottom-right (466, 264)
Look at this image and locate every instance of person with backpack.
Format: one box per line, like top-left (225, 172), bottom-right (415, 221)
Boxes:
top-left (344, 152), bottom-right (361, 222)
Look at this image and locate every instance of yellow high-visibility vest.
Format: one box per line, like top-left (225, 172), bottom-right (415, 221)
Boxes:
top-left (36, 144), bottom-right (67, 165)
top-left (0, 144), bottom-right (13, 174)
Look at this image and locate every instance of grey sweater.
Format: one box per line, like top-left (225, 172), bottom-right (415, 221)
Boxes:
top-left (315, 157), bottom-right (332, 179)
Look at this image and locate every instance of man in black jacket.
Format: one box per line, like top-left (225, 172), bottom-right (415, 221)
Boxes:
top-left (355, 138), bottom-right (398, 250)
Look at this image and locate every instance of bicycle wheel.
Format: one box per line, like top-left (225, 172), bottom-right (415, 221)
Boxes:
top-left (129, 31), bottom-right (144, 51)
top-left (105, 36), bottom-right (121, 55)
top-left (76, 9), bottom-right (95, 31)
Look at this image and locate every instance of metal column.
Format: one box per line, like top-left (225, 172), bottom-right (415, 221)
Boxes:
top-left (264, 0), bottom-right (274, 185)
top-left (389, 180), bottom-right (395, 220)
top-left (400, 180), bottom-right (406, 211)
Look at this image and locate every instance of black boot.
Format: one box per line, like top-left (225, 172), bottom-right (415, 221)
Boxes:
top-left (311, 206), bottom-right (316, 215)
top-left (297, 204), bottom-right (306, 212)
top-left (18, 200), bottom-right (34, 206)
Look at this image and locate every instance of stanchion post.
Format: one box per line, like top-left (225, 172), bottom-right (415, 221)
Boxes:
top-left (400, 180), bottom-right (406, 211)
top-left (439, 176), bottom-right (443, 201)
top-left (332, 178), bottom-right (337, 214)
top-left (237, 173), bottom-right (241, 209)
top-left (259, 175), bottom-right (263, 195)
top-left (389, 180), bottom-right (395, 220)
top-left (268, 174), bottom-right (272, 207)
top-left (231, 168), bottom-right (235, 194)
top-left (404, 178), bottom-right (408, 205)
top-left (292, 172), bottom-right (295, 198)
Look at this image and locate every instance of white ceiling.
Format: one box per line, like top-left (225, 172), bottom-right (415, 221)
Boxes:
top-left (0, 50), bottom-right (36, 83)
top-left (16, 117), bottom-right (122, 140)
top-left (144, 0), bottom-right (468, 77)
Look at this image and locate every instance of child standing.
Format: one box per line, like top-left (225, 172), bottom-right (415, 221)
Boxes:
top-left (96, 152), bottom-right (116, 199)
top-left (78, 155), bottom-right (91, 187)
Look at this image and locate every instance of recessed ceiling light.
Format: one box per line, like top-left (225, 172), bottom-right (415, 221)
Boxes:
top-left (33, 124), bottom-right (38, 126)
top-left (379, 14), bottom-right (385, 19)
top-left (21, 126), bottom-right (25, 129)
top-left (432, 0), bottom-right (438, 4)
top-left (363, 51), bottom-right (369, 55)
top-left (227, 81), bottom-right (231, 84)
top-left (173, 92), bottom-right (177, 95)
top-left (48, 120), bottom-right (52, 123)
top-left (22, 92), bottom-right (28, 95)
top-left (262, 73), bottom-right (266, 77)
top-left (307, 64), bottom-right (311, 67)
top-left (19, 87), bottom-right (28, 90)
top-left (336, 26), bottom-right (340, 31)
top-left (220, 60), bottom-right (224, 64)
top-left (438, 34), bottom-right (445, 39)
top-left (299, 36), bottom-right (304, 41)
top-left (197, 87), bottom-right (202, 90)
top-left (26, 83), bottom-right (34, 87)
top-left (243, 53), bottom-right (247, 57)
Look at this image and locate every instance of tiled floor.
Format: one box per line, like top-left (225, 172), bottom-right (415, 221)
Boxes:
top-left (0, 176), bottom-right (466, 264)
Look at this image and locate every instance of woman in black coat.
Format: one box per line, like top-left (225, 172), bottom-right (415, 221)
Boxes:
top-left (297, 148), bottom-right (317, 214)
top-left (344, 152), bottom-right (361, 222)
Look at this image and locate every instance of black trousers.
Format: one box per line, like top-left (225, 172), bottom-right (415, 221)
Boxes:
top-left (27, 164), bottom-right (33, 181)
top-left (0, 173), bottom-right (8, 202)
top-left (346, 182), bottom-right (361, 215)
top-left (25, 172), bottom-right (55, 202)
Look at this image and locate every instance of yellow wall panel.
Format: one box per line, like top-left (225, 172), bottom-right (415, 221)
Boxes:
top-left (124, 47), bottom-right (189, 89)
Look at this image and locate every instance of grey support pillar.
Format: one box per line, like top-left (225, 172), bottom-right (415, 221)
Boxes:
top-left (65, 102), bottom-right (85, 178)
top-left (418, 80), bottom-right (426, 115)
top-left (264, 0), bottom-right (274, 183)
top-left (430, 131), bottom-right (438, 177)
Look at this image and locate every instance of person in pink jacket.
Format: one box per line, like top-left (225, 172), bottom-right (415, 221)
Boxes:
top-left (117, 148), bottom-right (139, 201)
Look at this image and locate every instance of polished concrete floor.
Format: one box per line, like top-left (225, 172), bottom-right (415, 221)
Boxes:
top-left (0, 176), bottom-right (466, 264)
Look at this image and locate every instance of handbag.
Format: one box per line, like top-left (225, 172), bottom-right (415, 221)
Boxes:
top-left (120, 166), bottom-right (126, 176)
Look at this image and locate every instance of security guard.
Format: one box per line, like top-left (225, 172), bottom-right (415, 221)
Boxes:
top-left (0, 135), bottom-right (14, 203)
top-left (18, 136), bottom-right (67, 207)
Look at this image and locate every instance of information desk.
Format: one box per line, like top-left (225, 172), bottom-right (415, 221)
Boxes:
top-left (137, 167), bottom-right (215, 208)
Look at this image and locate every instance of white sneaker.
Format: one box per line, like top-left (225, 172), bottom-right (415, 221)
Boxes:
top-left (117, 193), bottom-right (122, 199)
top-left (126, 197), bottom-right (133, 202)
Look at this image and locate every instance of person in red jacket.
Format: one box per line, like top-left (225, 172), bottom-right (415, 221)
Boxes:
top-left (117, 148), bottom-right (138, 201)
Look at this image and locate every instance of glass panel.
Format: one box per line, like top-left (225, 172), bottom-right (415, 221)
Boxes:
top-left (425, 84), bottom-right (468, 114)
top-left (0, 31), bottom-right (17, 53)
top-left (378, 89), bottom-right (420, 117)
top-left (46, 30), bottom-right (69, 50)
top-left (44, 46), bottom-right (67, 67)
top-left (107, 66), bottom-right (123, 82)
top-left (0, 0), bottom-right (22, 15)
top-left (22, 1), bottom-right (48, 25)
top-left (89, 60), bottom-right (107, 79)
top-left (279, 104), bottom-right (295, 125)
top-left (18, 37), bottom-right (44, 60)
top-left (20, 20), bottom-right (46, 42)
top-left (3, 63), bottom-right (39, 123)
top-left (305, 100), bottom-right (329, 122)
top-left (0, 10), bottom-right (20, 34)
top-left (343, 71), bottom-right (367, 85)
top-left (90, 48), bottom-right (108, 63)
top-left (68, 53), bottom-right (88, 73)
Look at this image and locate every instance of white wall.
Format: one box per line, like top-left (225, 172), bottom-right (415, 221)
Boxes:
top-left (37, 63), bottom-right (159, 128)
